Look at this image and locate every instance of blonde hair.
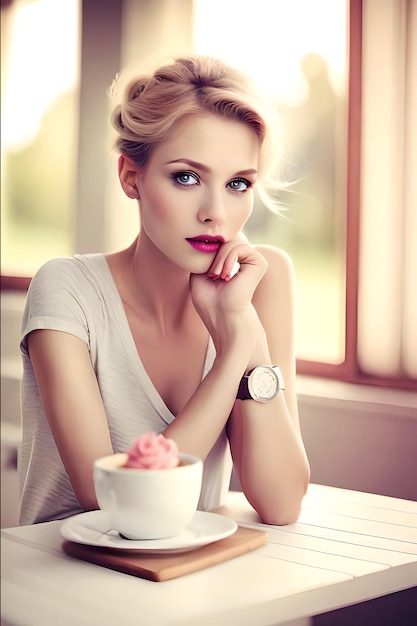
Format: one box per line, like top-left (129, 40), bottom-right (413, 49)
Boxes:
top-left (111, 56), bottom-right (284, 211)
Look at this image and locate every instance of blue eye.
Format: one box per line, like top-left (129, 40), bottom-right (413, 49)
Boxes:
top-left (172, 171), bottom-right (199, 186)
top-left (227, 178), bottom-right (251, 192)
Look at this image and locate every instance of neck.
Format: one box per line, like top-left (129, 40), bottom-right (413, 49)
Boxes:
top-left (108, 233), bottom-right (198, 332)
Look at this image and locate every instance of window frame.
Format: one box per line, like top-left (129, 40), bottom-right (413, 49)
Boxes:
top-left (1, 0), bottom-right (416, 392)
top-left (297, 0), bottom-right (362, 385)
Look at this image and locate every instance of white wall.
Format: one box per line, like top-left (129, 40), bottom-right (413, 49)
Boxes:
top-left (297, 377), bottom-right (417, 501)
top-left (1, 291), bottom-right (25, 528)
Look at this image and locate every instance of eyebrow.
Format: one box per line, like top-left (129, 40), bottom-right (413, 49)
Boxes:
top-left (165, 158), bottom-right (257, 177)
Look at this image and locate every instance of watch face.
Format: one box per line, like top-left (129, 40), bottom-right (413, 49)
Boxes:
top-left (248, 366), bottom-right (279, 402)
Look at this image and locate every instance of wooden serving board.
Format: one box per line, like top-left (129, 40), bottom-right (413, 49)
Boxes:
top-left (62, 525), bottom-right (268, 582)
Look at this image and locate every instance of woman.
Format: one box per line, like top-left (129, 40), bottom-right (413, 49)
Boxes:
top-left (19, 56), bottom-right (310, 526)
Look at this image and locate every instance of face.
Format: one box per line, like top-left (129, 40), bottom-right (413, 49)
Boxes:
top-left (133, 114), bottom-right (260, 274)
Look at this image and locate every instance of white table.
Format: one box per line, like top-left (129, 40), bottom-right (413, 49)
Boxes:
top-left (2, 484), bottom-right (417, 626)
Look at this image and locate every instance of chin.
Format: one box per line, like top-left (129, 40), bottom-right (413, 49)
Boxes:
top-left (176, 251), bottom-right (214, 275)
top-left (173, 259), bottom-right (211, 276)
top-left (191, 266), bottom-right (211, 275)
top-left (184, 258), bottom-right (213, 275)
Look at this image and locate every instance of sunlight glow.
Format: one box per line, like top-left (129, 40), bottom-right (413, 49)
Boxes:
top-left (2, 0), bottom-right (78, 151)
top-left (194, 0), bottom-right (347, 104)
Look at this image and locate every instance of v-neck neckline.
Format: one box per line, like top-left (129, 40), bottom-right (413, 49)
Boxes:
top-left (81, 253), bottom-right (215, 423)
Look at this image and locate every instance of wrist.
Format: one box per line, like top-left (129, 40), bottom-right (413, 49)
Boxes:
top-left (237, 365), bottom-right (285, 402)
top-left (211, 306), bottom-right (259, 357)
top-left (245, 321), bottom-right (271, 372)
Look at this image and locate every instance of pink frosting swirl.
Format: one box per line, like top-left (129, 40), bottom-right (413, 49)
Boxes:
top-left (124, 432), bottom-right (179, 470)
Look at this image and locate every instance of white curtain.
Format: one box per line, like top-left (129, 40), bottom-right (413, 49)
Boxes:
top-left (358, 0), bottom-right (417, 378)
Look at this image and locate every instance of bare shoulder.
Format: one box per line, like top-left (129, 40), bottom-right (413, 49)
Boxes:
top-left (251, 244), bottom-right (296, 316)
top-left (254, 244), bottom-right (295, 288)
top-left (251, 244), bottom-right (296, 366)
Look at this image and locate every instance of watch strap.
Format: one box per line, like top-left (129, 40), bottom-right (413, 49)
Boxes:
top-left (237, 371), bottom-right (254, 400)
top-left (237, 366), bottom-right (284, 401)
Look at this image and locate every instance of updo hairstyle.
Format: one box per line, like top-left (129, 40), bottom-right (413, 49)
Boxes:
top-left (111, 56), bottom-right (284, 210)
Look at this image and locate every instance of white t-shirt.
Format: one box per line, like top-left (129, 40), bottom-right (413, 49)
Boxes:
top-left (19, 254), bottom-right (232, 525)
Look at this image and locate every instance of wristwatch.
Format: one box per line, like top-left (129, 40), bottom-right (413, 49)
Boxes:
top-left (237, 365), bottom-right (285, 403)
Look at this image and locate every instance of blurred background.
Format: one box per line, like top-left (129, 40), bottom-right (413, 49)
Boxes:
top-left (1, 2), bottom-right (416, 622)
top-left (2, 0), bottom-right (416, 386)
top-left (1, 0), bottom-right (348, 365)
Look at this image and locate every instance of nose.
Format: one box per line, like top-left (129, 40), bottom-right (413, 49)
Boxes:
top-left (197, 189), bottom-right (226, 225)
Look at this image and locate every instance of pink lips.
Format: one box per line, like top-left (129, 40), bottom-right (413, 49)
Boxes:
top-left (186, 235), bottom-right (224, 254)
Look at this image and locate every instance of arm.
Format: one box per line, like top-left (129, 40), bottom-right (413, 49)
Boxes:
top-left (172, 241), bottom-right (309, 525)
top-left (27, 329), bottom-right (114, 511)
top-left (227, 246), bottom-right (310, 525)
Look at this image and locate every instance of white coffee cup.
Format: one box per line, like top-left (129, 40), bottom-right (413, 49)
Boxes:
top-left (93, 452), bottom-right (203, 540)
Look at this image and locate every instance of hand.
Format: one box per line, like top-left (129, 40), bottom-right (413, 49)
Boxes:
top-left (190, 239), bottom-right (268, 344)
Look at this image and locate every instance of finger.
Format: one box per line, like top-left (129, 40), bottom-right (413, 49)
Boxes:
top-left (216, 247), bottom-right (250, 281)
top-left (208, 242), bottom-right (265, 279)
top-left (208, 246), bottom-right (239, 279)
top-left (219, 249), bottom-right (240, 281)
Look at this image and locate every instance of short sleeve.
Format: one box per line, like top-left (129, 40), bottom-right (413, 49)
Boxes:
top-left (20, 258), bottom-right (91, 358)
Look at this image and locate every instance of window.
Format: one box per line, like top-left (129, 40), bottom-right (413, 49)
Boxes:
top-left (1, 0), bottom-right (79, 275)
top-left (194, 0), bottom-right (348, 367)
top-left (357, 0), bottom-right (417, 382)
top-left (1, 0), bottom-right (416, 391)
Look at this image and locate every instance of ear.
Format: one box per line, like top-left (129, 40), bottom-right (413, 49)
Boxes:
top-left (118, 155), bottom-right (140, 199)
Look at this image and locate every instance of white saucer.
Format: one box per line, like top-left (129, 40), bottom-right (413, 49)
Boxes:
top-left (60, 510), bottom-right (238, 554)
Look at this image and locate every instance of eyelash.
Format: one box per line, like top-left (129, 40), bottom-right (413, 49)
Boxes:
top-left (227, 177), bottom-right (252, 192)
top-left (171, 171), bottom-right (199, 187)
top-left (171, 171), bottom-right (252, 192)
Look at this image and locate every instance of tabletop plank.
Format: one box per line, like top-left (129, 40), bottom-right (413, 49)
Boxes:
top-left (2, 484), bottom-right (417, 626)
top-left (1, 532), bottom-right (352, 626)
top-left (255, 525), bottom-right (416, 566)
top-left (297, 509), bottom-right (417, 543)
top-left (302, 491), bottom-right (417, 527)
top-left (257, 541), bottom-right (389, 576)
top-left (236, 520), bottom-right (417, 556)
top-left (304, 484), bottom-right (417, 514)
